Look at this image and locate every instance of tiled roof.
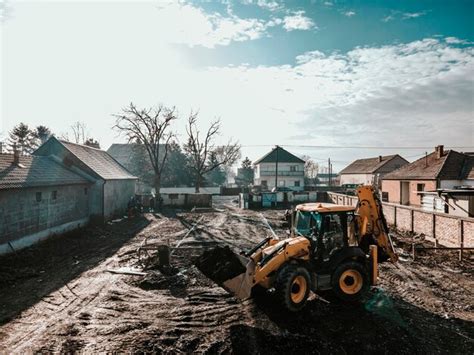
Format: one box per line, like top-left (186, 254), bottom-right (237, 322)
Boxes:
top-left (339, 155), bottom-right (401, 174)
top-left (254, 146), bottom-right (305, 164)
top-left (0, 154), bottom-right (91, 190)
top-left (384, 150), bottom-right (471, 180)
top-left (61, 141), bottom-right (136, 180)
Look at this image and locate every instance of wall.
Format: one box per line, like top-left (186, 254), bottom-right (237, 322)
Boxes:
top-left (340, 173), bottom-right (374, 186)
top-left (327, 192), bottom-right (474, 248)
top-left (381, 180), bottom-right (437, 206)
top-left (0, 184), bottom-right (90, 254)
top-left (161, 193), bottom-right (212, 208)
top-left (254, 162), bottom-right (304, 190)
top-left (104, 179), bottom-right (137, 220)
top-left (159, 187), bottom-right (221, 195)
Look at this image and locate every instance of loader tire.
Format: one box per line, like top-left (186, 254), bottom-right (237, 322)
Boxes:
top-left (275, 265), bottom-right (311, 312)
top-left (331, 261), bottom-right (369, 303)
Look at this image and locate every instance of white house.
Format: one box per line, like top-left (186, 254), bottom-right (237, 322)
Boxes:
top-left (253, 146), bottom-right (305, 191)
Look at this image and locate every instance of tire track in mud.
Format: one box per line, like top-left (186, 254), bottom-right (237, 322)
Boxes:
top-left (380, 260), bottom-right (474, 321)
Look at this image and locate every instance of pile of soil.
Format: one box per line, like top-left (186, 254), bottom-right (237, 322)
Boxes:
top-left (193, 246), bottom-right (246, 284)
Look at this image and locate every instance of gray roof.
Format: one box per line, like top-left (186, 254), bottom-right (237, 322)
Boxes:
top-left (254, 146), bottom-right (305, 165)
top-left (339, 155), bottom-right (406, 174)
top-left (0, 154), bottom-right (91, 190)
top-left (60, 141), bottom-right (137, 180)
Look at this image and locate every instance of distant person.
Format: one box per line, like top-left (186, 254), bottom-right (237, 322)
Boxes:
top-left (149, 196), bottom-right (155, 212)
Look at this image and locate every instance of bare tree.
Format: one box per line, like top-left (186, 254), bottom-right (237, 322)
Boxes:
top-left (113, 102), bottom-right (177, 198)
top-left (71, 121), bottom-right (87, 144)
top-left (184, 111), bottom-right (241, 193)
top-left (303, 155), bottom-right (319, 186)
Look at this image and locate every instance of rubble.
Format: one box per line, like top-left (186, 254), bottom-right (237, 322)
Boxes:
top-left (0, 199), bottom-right (472, 353)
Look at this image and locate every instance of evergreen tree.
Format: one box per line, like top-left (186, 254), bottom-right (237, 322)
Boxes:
top-left (34, 125), bottom-right (52, 145)
top-left (8, 123), bottom-right (37, 154)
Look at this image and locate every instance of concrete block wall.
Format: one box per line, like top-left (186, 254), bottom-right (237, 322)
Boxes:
top-left (0, 184), bottom-right (90, 253)
top-left (104, 179), bottom-right (137, 220)
top-left (161, 193), bottom-right (212, 208)
top-left (327, 192), bottom-right (473, 248)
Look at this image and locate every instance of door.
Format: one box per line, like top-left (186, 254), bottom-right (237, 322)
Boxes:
top-left (401, 181), bottom-right (410, 205)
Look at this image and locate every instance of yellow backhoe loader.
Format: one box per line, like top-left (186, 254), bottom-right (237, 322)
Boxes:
top-left (196, 186), bottom-right (398, 312)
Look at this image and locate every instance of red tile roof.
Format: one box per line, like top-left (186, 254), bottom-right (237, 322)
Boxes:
top-left (384, 150), bottom-right (472, 180)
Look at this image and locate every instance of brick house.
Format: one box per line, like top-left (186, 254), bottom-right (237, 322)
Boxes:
top-left (339, 155), bottom-right (408, 187)
top-left (0, 152), bottom-right (93, 254)
top-left (382, 145), bottom-right (474, 208)
top-left (253, 146), bottom-right (305, 191)
top-left (35, 137), bottom-right (137, 222)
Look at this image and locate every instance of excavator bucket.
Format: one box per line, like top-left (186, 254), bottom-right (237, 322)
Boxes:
top-left (194, 246), bottom-right (256, 299)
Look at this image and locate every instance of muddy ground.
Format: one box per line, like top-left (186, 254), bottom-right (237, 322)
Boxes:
top-left (0, 196), bottom-right (472, 353)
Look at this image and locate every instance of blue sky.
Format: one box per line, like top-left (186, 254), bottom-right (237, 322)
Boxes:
top-left (1, 0), bottom-right (473, 171)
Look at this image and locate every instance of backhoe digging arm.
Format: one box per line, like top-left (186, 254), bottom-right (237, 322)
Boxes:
top-left (356, 186), bottom-right (399, 263)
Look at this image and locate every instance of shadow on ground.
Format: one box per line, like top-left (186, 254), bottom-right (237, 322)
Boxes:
top-left (0, 216), bottom-right (150, 325)
top-left (230, 289), bottom-right (474, 354)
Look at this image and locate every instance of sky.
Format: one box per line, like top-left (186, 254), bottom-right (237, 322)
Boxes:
top-left (1, 0), bottom-right (473, 171)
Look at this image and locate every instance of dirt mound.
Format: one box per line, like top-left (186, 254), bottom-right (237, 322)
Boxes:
top-left (193, 246), bottom-right (246, 284)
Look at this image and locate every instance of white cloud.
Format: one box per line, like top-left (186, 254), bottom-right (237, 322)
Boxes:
top-left (242, 0), bottom-right (283, 12)
top-left (154, 2), bottom-right (272, 48)
top-left (402, 11), bottom-right (426, 20)
top-left (382, 15), bottom-right (394, 22)
top-left (343, 11), bottom-right (356, 17)
top-left (193, 38), bottom-right (474, 153)
top-left (282, 11), bottom-right (315, 31)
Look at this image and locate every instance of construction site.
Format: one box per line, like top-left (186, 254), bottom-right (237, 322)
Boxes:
top-left (0, 195), bottom-right (472, 354)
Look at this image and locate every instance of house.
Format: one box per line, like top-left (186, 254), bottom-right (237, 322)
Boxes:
top-left (253, 146), bottom-right (305, 191)
top-left (382, 145), bottom-right (474, 210)
top-left (35, 137), bottom-right (137, 222)
top-left (0, 151), bottom-right (93, 254)
top-left (339, 155), bottom-right (408, 187)
top-left (107, 143), bottom-right (154, 194)
top-left (316, 173), bottom-right (339, 186)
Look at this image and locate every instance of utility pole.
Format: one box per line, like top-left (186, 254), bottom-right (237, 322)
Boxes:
top-left (275, 145), bottom-right (279, 190)
top-left (328, 157), bottom-right (331, 187)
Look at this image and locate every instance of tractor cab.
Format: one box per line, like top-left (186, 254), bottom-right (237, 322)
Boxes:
top-left (292, 203), bottom-right (357, 261)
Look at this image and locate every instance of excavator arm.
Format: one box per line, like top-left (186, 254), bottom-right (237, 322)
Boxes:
top-left (355, 186), bottom-right (399, 263)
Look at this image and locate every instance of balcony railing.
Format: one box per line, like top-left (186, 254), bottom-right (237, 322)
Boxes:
top-left (260, 171), bottom-right (304, 177)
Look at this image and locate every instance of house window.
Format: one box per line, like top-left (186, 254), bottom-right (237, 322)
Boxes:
top-left (290, 166), bottom-right (297, 172)
top-left (84, 187), bottom-right (88, 195)
top-left (169, 193), bottom-right (179, 199)
top-left (262, 180), bottom-right (268, 187)
top-left (382, 192), bottom-right (389, 202)
top-left (417, 183), bottom-right (425, 192)
top-left (36, 192), bottom-right (42, 202)
top-left (51, 191), bottom-right (57, 200)
top-left (294, 181), bottom-right (300, 187)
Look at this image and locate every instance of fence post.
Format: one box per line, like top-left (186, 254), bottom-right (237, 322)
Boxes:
top-left (458, 220), bottom-right (464, 261)
top-left (394, 206), bottom-right (397, 228)
top-left (410, 209), bottom-right (414, 233)
top-left (432, 214), bottom-right (437, 247)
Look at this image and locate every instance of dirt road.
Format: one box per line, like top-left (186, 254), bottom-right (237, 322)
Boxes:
top-left (0, 197), bottom-right (472, 353)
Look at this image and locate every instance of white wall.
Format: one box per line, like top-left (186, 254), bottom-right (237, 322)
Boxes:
top-left (340, 173), bottom-right (374, 186)
top-left (254, 162), bottom-right (304, 190)
top-left (440, 180), bottom-right (474, 189)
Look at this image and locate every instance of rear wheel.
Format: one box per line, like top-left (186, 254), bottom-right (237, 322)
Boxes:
top-left (331, 261), bottom-right (369, 302)
top-left (275, 265), bottom-right (311, 312)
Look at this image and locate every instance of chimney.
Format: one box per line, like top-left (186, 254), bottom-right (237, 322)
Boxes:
top-left (435, 145), bottom-right (444, 159)
top-left (13, 144), bottom-right (20, 165)
top-left (378, 155), bottom-right (383, 162)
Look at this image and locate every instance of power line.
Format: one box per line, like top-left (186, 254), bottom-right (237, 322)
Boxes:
top-left (241, 144), bottom-right (474, 150)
